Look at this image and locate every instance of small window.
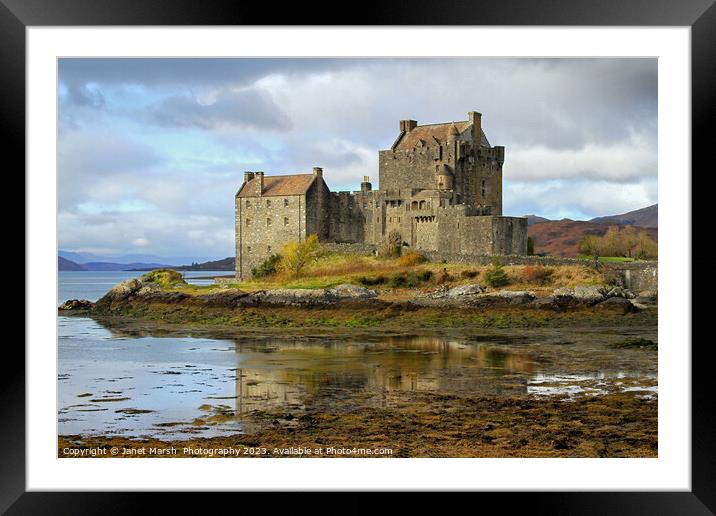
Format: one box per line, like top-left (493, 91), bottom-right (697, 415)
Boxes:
top-left (284, 198), bottom-right (289, 207)
top-left (246, 200), bottom-right (251, 207)
top-left (267, 218), bottom-right (272, 226)
top-left (284, 217), bottom-right (289, 226)
top-left (268, 245), bottom-right (272, 252)
top-left (266, 199), bottom-right (271, 208)
top-left (245, 218), bottom-right (251, 226)
top-left (398, 217), bottom-right (401, 223)
top-left (247, 246), bottom-right (251, 252)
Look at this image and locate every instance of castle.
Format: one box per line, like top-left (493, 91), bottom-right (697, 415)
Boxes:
top-left (235, 111), bottom-right (528, 279)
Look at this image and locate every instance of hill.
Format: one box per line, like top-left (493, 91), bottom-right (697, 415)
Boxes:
top-left (589, 204), bottom-right (657, 228)
top-left (59, 256), bottom-right (86, 271)
top-left (129, 257), bottom-right (235, 271)
top-left (524, 214), bottom-right (551, 225)
top-left (528, 220), bottom-right (658, 258)
top-left (175, 257), bottom-right (235, 271)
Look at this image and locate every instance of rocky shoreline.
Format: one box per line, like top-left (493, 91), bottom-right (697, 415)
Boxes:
top-left (59, 274), bottom-right (657, 318)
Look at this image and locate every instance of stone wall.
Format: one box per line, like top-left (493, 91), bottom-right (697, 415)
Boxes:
top-left (235, 193), bottom-right (307, 279)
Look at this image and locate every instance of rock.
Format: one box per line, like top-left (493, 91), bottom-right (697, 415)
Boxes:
top-left (573, 285), bottom-right (607, 303)
top-left (96, 278), bottom-right (144, 303)
top-left (58, 299), bottom-right (92, 310)
top-left (604, 286), bottom-right (635, 299)
top-left (552, 287), bottom-right (574, 297)
top-left (251, 288), bottom-right (331, 307)
top-left (594, 297), bottom-right (637, 313)
top-left (482, 290), bottom-right (536, 304)
top-left (445, 284), bottom-right (484, 297)
top-left (327, 284), bottom-right (377, 299)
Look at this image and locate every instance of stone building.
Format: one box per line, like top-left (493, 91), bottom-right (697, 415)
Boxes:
top-left (235, 111), bottom-right (528, 279)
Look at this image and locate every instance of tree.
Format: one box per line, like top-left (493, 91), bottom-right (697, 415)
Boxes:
top-left (484, 256), bottom-right (509, 287)
top-left (277, 234), bottom-right (320, 278)
top-left (578, 226), bottom-right (657, 259)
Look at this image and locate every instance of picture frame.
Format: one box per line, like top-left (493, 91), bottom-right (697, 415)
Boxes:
top-left (8, 0), bottom-right (710, 510)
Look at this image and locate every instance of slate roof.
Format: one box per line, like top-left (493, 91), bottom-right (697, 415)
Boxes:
top-left (237, 173), bottom-right (316, 197)
top-left (393, 121), bottom-right (490, 150)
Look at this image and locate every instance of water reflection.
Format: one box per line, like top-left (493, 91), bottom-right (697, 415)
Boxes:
top-left (58, 316), bottom-right (656, 440)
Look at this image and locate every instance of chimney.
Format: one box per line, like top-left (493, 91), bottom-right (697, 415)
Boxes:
top-left (361, 175), bottom-right (372, 192)
top-left (255, 171), bottom-right (264, 196)
top-left (468, 111), bottom-right (482, 144)
top-left (312, 167), bottom-right (323, 179)
top-left (243, 171), bottom-right (255, 183)
top-left (400, 119), bottom-right (417, 133)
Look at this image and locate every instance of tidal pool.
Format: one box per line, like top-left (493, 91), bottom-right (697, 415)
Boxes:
top-left (58, 316), bottom-right (657, 440)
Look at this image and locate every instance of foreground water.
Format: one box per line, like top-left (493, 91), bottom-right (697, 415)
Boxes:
top-left (58, 315), bottom-right (657, 440)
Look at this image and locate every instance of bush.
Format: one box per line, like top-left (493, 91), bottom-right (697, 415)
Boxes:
top-left (436, 268), bottom-right (454, 284)
top-left (251, 253), bottom-right (281, 278)
top-left (140, 269), bottom-right (186, 288)
top-left (358, 275), bottom-right (386, 286)
top-left (521, 265), bottom-right (554, 284)
top-left (460, 269), bottom-right (479, 279)
top-left (484, 258), bottom-right (509, 288)
top-left (398, 250), bottom-right (427, 267)
top-left (277, 234), bottom-right (320, 278)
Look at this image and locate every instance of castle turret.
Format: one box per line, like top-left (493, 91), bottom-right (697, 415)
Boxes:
top-left (468, 111), bottom-right (482, 145)
top-left (361, 175), bottom-right (372, 192)
top-left (436, 164), bottom-right (453, 191)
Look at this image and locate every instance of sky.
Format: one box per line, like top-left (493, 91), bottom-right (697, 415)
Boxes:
top-left (58, 58), bottom-right (657, 261)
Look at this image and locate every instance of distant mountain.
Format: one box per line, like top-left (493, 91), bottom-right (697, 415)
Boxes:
top-left (129, 257), bottom-right (235, 271)
top-left (589, 204), bottom-right (657, 228)
top-left (528, 220), bottom-right (658, 258)
top-left (524, 214), bottom-right (551, 225)
top-left (81, 261), bottom-right (172, 271)
top-left (176, 257), bottom-right (235, 271)
top-left (59, 256), bottom-right (86, 271)
top-left (58, 249), bottom-right (220, 266)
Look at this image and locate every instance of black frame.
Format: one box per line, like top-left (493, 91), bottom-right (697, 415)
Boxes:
top-left (6, 0), bottom-right (711, 512)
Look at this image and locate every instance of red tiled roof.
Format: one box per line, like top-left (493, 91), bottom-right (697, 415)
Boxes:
top-left (394, 121), bottom-right (489, 150)
top-left (237, 173), bottom-right (316, 197)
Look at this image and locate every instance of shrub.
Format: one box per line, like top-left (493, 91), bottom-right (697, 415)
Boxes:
top-left (251, 253), bottom-right (281, 278)
top-left (436, 268), bottom-right (454, 284)
top-left (416, 269), bottom-right (433, 281)
top-left (398, 250), bottom-right (427, 267)
top-left (521, 265), bottom-right (554, 284)
top-left (460, 269), bottom-right (479, 279)
top-left (484, 257), bottom-right (509, 288)
top-left (140, 269), bottom-right (186, 288)
top-left (358, 275), bottom-right (386, 286)
top-left (277, 234), bottom-right (320, 278)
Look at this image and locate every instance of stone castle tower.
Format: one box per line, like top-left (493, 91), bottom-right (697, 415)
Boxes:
top-left (235, 111), bottom-right (527, 279)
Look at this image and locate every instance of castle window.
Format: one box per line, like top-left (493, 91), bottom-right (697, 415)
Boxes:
top-left (284, 198), bottom-right (289, 207)
top-left (267, 218), bottom-right (272, 226)
top-left (246, 200), bottom-right (251, 207)
top-left (268, 245), bottom-right (272, 252)
top-left (266, 199), bottom-right (272, 208)
top-left (247, 246), bottom-right (251, 252)
top-left (481, 179), bottom-right (486, 197)
top-left (419, 200), bottom-right (426, 210)
top-left (245, 218), bottom-right (251, 226)
top-left (284, 217), bottom-right (289, 226)
top-left (398, 217), bottom-right (401, 223)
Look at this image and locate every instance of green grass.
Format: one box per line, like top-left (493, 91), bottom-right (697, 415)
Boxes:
top-left (577, 255), bottom-right (636, 263)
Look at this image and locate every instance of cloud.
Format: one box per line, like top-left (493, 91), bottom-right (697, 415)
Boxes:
top-left (149, 88), bottom-right (291, 131)
top-left (57, 57), bottom-right (658, 259)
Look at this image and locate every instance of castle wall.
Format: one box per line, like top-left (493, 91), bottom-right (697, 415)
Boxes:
top-left (235, 193), bottom-right (308, 279)
top-left (491, 216), bottom-right (528, 255)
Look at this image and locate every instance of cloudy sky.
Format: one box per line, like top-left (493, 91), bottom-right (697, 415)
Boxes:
top-left (58, 58), bottom-right (657, 261)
